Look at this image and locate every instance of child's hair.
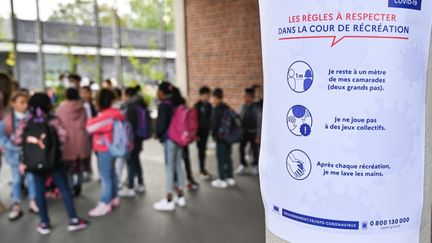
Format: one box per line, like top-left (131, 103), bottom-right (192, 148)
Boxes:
top-left (212, 88), bottom-right (223, 99)
top-left (244, 87), bottom-right (255, 96)
top-left (81, 86), bottom-right (91, 92)
top-left (113, 88), bottom-right (122, 99)
top-left (199, 86), bottom-right (211, 95)
top-left (28, 93), bottom-right (52, 118)
top-left (65, 88), bottom-right (80, 101)
top-left (68, 74), bottom-right (82, 82)
top-left (10, 90), bottom-right (30, 103)
top-left (125, 85), bottom-right (140, 97)
top-left (96, 89), bottom-right (116, 111)
top-left (158, 82), bottom-right (184, 106)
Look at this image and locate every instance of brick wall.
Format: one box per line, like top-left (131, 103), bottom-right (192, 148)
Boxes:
top-left (184, 0), bottom-right (263, 110)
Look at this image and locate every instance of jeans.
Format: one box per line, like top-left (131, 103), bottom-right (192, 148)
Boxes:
top-left (128, 141), bottom-right (144, 189)
top-left (33, 169), bottom-right (78, 224)
top-left (196, 132), bottom-right (209, 173)
top-left (239, 132), bottom-right (259, 166)
top-left (164, 139), bottom-right (185, 193)
top-left (216, 141), bottom-right (233, 180)
top-left (98, 151), bottom-right (118, 204)
top-left (10, 163), bottom-right (36, 203)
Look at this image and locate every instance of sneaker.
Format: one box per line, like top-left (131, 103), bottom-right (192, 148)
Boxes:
top-left (8, 203), bottom-right (23, 221)
top-left (227, 178), bottom-right (236, 186)
top-left (175, 197), bottom-right (186, 207)
top-left (111, 197), bottom-right (121, 209)
top-left (88, 203), bottom-right (112, 217)
top-left (186, 182), bottom-right (199, 191)
top-left (153, 199), bottom-right (175, 211)
top-left (118, 188), bottom-right (136, 197)
top-left (37, 223), bottom-right (51, 235)
top-left (199, 171), bottom-right (211, 180)
top-left (235, 165), bottom-right (248, 175)
top-left (68, 218), bottom-right (89, 232)
top-left (248, 166), bottom-right (259, 176)
top-left (135, 185), bottom-right (146, 193)
top-left (29, 200), bottom-right (39, 214)
top-left (211, 179), bottom-right (228, 189)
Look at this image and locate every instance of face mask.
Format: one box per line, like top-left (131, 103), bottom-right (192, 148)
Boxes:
top-left (14, 111), bottom-right (27, 120)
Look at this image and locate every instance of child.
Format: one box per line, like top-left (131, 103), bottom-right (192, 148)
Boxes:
top-left (80, 86), bottom-right (97, 181)
top-left (15, 93), bottom-right (88, 235)
top-left (86, 89), bottom-right (124, 217)
top-left (56, 88), bottom-right (91, 196)
top-left (153, 82), bottom-right (186, 211)
top-left (118, 86), bottom-right (147, 197)
top-left (236, 87), bottom-right (259, 175)
top-left (3, 91), bottom-right (38, 220)
top-left (211, 88), bottom-right (236, 189)
top-left (193, 86), bottom-right (212, 179)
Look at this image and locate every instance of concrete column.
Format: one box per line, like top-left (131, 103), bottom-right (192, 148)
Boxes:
top-left (266, 35), bottom-right (432, 243)
top-left (174, 0), bottom-right (189, 96)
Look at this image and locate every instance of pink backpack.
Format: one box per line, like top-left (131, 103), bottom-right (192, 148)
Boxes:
top-left (168, 105), bottom-right (198, 147)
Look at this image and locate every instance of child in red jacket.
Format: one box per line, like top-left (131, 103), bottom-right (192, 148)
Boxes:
top-left (86, 89), bottom-right (125, 217)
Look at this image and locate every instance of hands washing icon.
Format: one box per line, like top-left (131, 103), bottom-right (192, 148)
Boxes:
top-left (287, 153), bottom-right (305, 178)
top-left (286, 150), bottom-right (311, 180)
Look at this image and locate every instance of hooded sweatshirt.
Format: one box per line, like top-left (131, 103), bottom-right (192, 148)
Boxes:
top-left (56, 100), bottom-right (91, 161)
top-left (86, 107), bottom-right (125, 152)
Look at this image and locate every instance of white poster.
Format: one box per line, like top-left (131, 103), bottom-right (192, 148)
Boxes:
top-left (258, 1), bottom-right (432, 243)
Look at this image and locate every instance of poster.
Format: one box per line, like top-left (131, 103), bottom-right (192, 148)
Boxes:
top-left (258, 1), bottom-right (432, 242)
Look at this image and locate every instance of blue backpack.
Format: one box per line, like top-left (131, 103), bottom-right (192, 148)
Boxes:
top-left (136, 106), bottom-right (152, 140)
top-left (218, 108), bottom-right (243, 144)
top-left (108, 120), bottom-right (133, 158)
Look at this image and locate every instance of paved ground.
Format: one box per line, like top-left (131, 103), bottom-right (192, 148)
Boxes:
top-left (0, 140), bottom-right (265, 243)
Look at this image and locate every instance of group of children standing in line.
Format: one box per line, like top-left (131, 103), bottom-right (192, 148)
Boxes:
top-left (0, 72), bottom-right (263, 234)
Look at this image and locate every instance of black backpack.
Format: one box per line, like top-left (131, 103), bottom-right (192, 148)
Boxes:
top-left (22, 119), bottom-right (62, 173)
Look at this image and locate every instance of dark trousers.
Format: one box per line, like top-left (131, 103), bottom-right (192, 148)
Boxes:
top-left (33, 168), bottom-right (78, 224)
top-left (128, 141), bottom-right (144, 189)
top-left (216, 141), bottom-right (233, 180)
top-left (239, 132), bottom-right (259, 166)
top-left (196, 132), bottom-right (209, 173)
top-left (182, 146), bottom-right (196, 183)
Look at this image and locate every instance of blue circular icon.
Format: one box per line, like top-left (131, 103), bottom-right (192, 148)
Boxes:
top-left (287, 61), bottom-right (314, 93)
top-left (286, 149), bottom-right (312, 181)
top-left (287, 105), bottom-right (313, 137)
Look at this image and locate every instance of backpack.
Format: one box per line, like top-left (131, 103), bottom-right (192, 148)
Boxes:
top-left (167, 105), bottom-right (198, 147)
top-left (22, 119), bottom-right (62, 173)
top-left (218, 108), bottom-right (243, 144)
top-left (107, 119), bottom-right (133, 158)
top-left (135, 106), bottom-right (152, 140)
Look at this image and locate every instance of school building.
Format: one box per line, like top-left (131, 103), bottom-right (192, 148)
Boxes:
top-left (175, 0), bottom-right (263, 108)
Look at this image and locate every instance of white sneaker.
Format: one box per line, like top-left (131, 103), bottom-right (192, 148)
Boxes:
top-left (135, 185), bottom-right (146, 193)
top-left (211, 179), bottom-right (228, 189)
top-left (235, 165), bottom-right (247, 175)
top-left (176, 197), bottom-right (186, 207)
top-left (199, 173), bottom-right (211, 180)
top-left (88, 202), bottom-right (112, 217)
top-left (153, 199), bottom-right (175, 211)
top-left (118, 188), bottom-right (136, 197)
top-left (227, 178), bottom-right (236, 186)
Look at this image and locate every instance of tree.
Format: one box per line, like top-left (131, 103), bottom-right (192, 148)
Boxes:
top-left (47, 0), bottom-right (174, 32)
top-left (48, 1), bottom-right (115, 26)
top-left (124, 0), bottom-right (174, 32)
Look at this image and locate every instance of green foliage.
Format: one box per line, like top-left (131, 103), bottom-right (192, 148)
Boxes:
top-left (124, 0), bottom-right (174, 31)
top-left (47, 0), bottom-right (174, 31)
top-left (48, 1), bottom-right (114, 26)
